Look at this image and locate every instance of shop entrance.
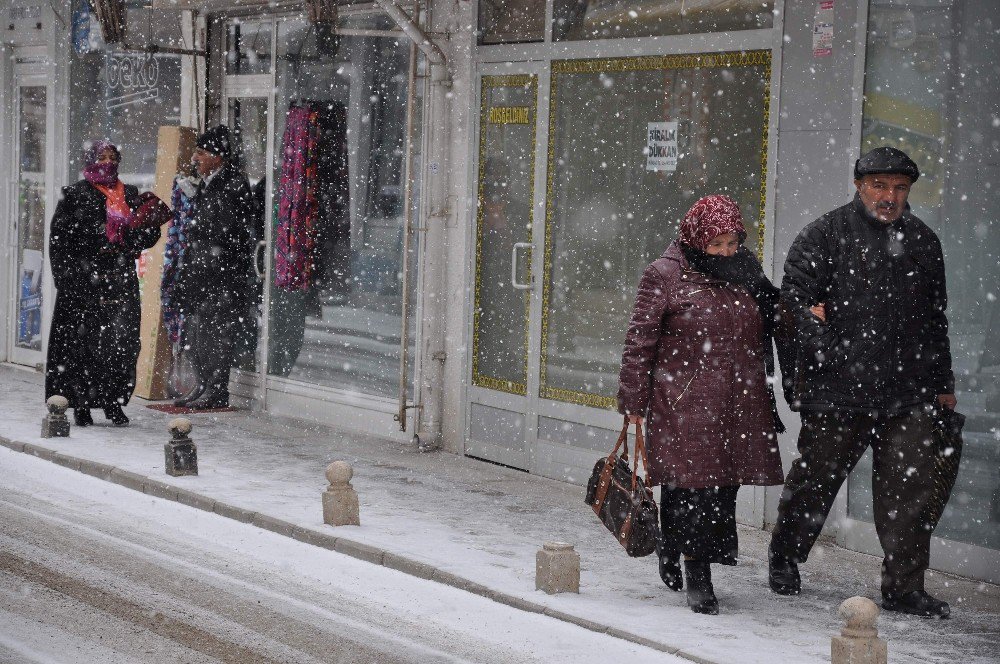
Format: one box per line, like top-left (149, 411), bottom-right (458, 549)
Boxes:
top-left (467, 51), bottom-right (775, 518)
top-left (217, 13), bottom-right (421, 435)
top-left (5, 63), bottom-right (51, 369)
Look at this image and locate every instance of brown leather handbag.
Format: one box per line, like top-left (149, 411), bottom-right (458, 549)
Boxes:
top-left (584, 416), bottom-right (659, 557)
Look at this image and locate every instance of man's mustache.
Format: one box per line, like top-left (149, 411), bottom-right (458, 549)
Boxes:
top-left (877, 202), bottom-right (898, 210)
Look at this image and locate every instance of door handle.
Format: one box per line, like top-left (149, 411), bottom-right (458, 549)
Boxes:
top-left (511, 242), bottom-right (533, 291)
top-left (253, 239), bottom-right (266, 280)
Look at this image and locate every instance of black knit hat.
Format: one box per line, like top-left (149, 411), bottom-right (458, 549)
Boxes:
top-left (854, 146), bottom-right (920, 183)
top-left (196, 125), bottom-right (231, 158)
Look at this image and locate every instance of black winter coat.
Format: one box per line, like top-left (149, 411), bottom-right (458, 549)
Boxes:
top-left (45, 180), bottom-right (161, 407)
top-left (782, 194), bottom-right (954, 414)
top-left (173, 162), bottom-right (255, 311)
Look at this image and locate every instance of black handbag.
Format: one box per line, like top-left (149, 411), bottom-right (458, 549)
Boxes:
top-left (924, 408), bottom-right (965, 528)
top-left (585, 417), bottom-right (660, 557)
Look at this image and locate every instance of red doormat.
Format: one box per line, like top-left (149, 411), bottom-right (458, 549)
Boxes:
top-left (146, 404), bottom-right (239, 415)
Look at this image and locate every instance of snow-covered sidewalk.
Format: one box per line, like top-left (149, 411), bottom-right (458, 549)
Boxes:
top-left (2, 366), bottom-right (997, 663)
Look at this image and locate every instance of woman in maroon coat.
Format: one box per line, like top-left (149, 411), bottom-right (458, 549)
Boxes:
top-left (618, 195), bottom-right (786, 615)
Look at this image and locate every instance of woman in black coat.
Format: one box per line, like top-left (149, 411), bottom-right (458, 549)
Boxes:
top-left (45, 141), bottom-right (162, 426)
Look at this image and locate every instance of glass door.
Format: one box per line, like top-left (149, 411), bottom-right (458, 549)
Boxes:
top-left (226, 94), bottom-right (271, 376)
top-left (8, 76), bottom-right (50, 367)
top-left (465, 66), bottom-right (542, 470)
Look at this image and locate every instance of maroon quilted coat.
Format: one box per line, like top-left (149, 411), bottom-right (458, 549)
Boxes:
top-left (617, 242), bottom-right (783, 489)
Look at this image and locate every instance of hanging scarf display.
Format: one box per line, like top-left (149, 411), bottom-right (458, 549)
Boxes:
top-left (161, 175), bottom-right (199, 343)
top-left (274, 104), bottom-right (321, 291)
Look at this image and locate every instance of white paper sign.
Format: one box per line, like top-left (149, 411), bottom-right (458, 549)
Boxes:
top-left (812, 0), bottom-right (834, 57)
top-left (646, 121), bottom-right (678, 172)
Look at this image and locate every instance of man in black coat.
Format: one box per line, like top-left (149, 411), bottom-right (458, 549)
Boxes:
top-left (768, 147), bottom-right (956, 618)
top-left (173, 126), bottom-right (255, 409)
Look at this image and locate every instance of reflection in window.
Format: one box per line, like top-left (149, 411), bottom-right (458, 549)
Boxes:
top-left (553, 0), bottom-right (773, 41)
top-left (851, 0), bottom-right (1000, 552)
top-left (479, 0), bottom-right (546, 44)
top-left (68, 9), bottom-right (183, 189)
top-left (226, 21), bottom-right (272, 74)
top-left (540, 53), bottom-right (771, 408)
top-left (266, 17), bottom-right (419, 398)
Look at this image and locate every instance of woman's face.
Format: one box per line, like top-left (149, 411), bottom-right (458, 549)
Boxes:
top-left (96, 147), bottom-right (119, 164)
top-left (705, 232), bottom-right (740, 256)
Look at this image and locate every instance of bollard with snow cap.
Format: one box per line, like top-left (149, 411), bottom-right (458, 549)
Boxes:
top-left (832, 596), bottom-right (887, 664)
top-left (323, 461), bottom-right (360, 526)
top-left (536, 542), bottom-right (580, 594)
top-left (165, 417), bottom-right (198, 476)
top-left (41, 396), bottom-right (71, 438)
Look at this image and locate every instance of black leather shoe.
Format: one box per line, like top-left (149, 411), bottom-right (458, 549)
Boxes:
top-left (882, 591), bottom-right (950, 618)
top-left (174, 383), bottom-right (205, 408)
top-left (186, 388), bottom-right (229, 410)
top-left (684, 560), bottom-right (719, 615)
top-left (768, 547), bottom-right (801, 595)
top-left (657, 542), bottom-right (683, 591)
top-left (73, 408), bottom-right (93, 427)
top-left (103, 404), bottom-right (129, 427)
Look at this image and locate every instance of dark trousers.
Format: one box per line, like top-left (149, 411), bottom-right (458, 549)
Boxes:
top-left (185, 294), bottom-right (236, 393)
top-left (661, 485), bottom-right (739, 565)
top-left (770, 408), bottom-right (938, 597)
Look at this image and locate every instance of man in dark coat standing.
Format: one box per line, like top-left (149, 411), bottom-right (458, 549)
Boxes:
top-left (173, 126), bottom-right (255, 409)
top-left (768, 147), bottom-right (956, 617)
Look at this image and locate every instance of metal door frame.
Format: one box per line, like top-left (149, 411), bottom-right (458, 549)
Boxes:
top-left (6, 60), bottom-right (54, 370)
top-left (222, 68), bottom-right (276, 407)
top-left (464, 60), bottom-right (547, 471)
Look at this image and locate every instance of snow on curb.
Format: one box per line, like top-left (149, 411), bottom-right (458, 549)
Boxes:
top-left (0, 434), bottom-right (715, 664)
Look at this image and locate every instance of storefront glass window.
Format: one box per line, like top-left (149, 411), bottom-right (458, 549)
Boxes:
top-left (67, 10), bottom-right (183, 191)
top-left (849, 0), bottom-right (1000, 551)
top-left (14, 86), bottom-right (46, 351)
top-left (266, 17), bottom-right (419, 398)
top-left (540, 52), bottom-right (771, 408)
top-left (552, 0), bottom-right (773, 41)
top-left (226, 20), bottom-right (272, 75)
top-left (478, 0), bottom-right (546, 44)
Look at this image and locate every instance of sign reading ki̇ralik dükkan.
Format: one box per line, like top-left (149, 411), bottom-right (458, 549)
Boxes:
top-left (488, 106), bottom-right (531, 125)
top-left (646, 121), bottom-right (678, 172)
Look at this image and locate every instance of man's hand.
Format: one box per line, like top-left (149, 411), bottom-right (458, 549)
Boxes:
top-left (937, 394), bottom-right (957, 410)
top-left (810, 303), bottom-right (827, 322)
top-left (628, 414), bottom-right (645, 425)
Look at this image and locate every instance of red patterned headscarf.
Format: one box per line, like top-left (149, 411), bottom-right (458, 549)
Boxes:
top-left (678, 195), bottom-right (746, 251)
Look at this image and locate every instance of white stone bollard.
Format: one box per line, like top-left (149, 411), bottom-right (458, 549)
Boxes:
top-left (323, 461), bottom-right (360, 526)
top-left (832, 597), bottom-right (888, 664)
top-left (41, 396), bottom-right (70, 438)
top-left (536, 542), bottom-right (580, 594)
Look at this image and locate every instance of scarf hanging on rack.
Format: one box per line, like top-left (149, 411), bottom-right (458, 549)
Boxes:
top-left (161, 175), bottom-right (198, 343)
top-left (275, 104), bottom-right (321, 291)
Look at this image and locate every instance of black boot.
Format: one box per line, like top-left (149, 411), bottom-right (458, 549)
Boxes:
top-left (186, 385), bottom-right (229, 410)
top-left (174, 383), bottom-right (205, 408)
top-left (684, 559), bottom-right (719, 615)
top-left (74, 408), bottom-right (93, 427)
top-left (657, 540), bottom-right (683, 591)
top-left (882, 590), bottom-right (950, 618)
top-left (103, 404), bottom-right (129, 427)
top-left (768, 547), bottom-right (801, 595)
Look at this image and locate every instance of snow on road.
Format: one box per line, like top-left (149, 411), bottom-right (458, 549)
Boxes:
top-left (0, 446), bottom-right (682, 663)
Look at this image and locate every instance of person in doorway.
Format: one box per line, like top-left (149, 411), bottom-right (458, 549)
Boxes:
top-left (618, 195), bottom-right (786, 615)
top-left (46, 140), bottom-right (164, 427)
top-left (768, 147), bottom-right (956, 618)
top-left (173, 126), bottom-right (255, 409)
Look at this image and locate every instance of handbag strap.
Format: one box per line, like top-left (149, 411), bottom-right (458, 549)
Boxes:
top-left (613, 416), bottom-right (653, 492)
